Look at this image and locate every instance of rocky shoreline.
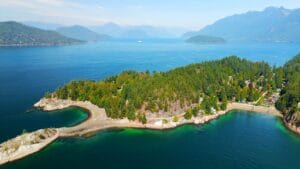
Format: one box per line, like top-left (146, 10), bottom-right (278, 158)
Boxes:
top-left (34, 98), bottom-right (282, 137)
top-left (0, 128), bottom-right (58, 165)
top-left (283, 120), bottom-right (300, 135)
top-left (0, 98), bottom-right (284, 165)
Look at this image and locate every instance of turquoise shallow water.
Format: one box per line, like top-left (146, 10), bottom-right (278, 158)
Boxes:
top-left (2, 111), bottom-right (300, 169)
top-left (0, 40), bottom-right (300, 168)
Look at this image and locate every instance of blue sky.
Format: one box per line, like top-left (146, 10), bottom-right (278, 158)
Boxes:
top-left (0, 0), bottom-right (300, 29)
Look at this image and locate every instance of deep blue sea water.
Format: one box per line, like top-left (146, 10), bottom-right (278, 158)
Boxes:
top-left (2, 111), bottom-right (300, 169)
top-left (0, 39), bottom-right (300, 169)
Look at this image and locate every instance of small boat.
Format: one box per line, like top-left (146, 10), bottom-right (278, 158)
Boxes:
top-left (137, 40), bottom-right (143, 43)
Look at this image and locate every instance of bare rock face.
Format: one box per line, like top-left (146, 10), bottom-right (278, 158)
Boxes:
top-left (34, 98), bottom-right (108, 120)
top-left (34, 98), bottom-right (74, 111)
top-left (284, 111), bottom-right (300, 127)
top-left (0, 128), bottom-right (58, 165)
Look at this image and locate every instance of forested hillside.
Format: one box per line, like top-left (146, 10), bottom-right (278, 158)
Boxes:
top-left (0, 21), bottom-right (82, 46)
top-left (276, 54), bottom-right (300, 126)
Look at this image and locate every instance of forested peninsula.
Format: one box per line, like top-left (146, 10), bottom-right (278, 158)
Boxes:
top-left (1, 55), bottom-right (299, 165)
top-left (49, 55), bottom-right (299, 125)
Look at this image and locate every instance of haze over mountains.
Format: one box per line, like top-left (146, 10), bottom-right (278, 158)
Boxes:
top-left (24, 21), bottom-right (180, 39)
top-left (56, 25), bottom-right (111, 42)
top-left (22, 6), bottom-right (300, 43)
top-left (90, 23), bottom-right (177, 39)
top-left (1, 6), bottom-right (300, 46)
top-left (184, 7), bottom-right (300, 43)
top-left (23, 21), bottom-right (63, 31)
top-left (0, 21), bottom-right (179, 46)
top-left (0, 21), bottom-right (81, 46)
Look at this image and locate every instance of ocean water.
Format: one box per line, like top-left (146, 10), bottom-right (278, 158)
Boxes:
top-left (2, 111), bottom-right (300, 169)
top-left (0, 39), bottom-right (300, 168)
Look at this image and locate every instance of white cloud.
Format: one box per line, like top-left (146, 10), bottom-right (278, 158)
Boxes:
top-left (34, 0), bottom-right (64, 7)
top-left (97, 5), bottom-right (104, 10)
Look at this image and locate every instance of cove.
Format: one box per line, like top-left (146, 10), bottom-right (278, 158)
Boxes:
top-left (2, 110), bottom-right (300, 169)
top-left (1, 41), bottom-right (300, 141)
top-left (0, 107), bottom-right (88, 142)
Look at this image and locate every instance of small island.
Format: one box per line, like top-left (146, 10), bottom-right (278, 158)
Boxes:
top-left (185, 35), bottom-right (226, 44)
top-left (0, 55), bottom-right (299, 165)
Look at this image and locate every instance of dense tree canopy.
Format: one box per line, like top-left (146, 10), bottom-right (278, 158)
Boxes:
top-left (276, 54), bottom-right (300, 125)
top-left (0, 21), bottom-right (82, 46)
top-left (49, 56), bottom-right (277, 121)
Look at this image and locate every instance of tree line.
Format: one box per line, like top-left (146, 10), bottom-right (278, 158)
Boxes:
top-left (275, 54), bottom-right (300, 126)
top-left (48, 56), bottom-right (286, 123)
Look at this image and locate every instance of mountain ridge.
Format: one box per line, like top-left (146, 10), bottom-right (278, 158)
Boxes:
top-left (184, 6), bottom-right (300, 42)
top-left (0, 21), bottom-right (82, 46)
top-left (91, 23), bottom-right (178, 39)
top-left (56, 25), bottom-right (111, 42)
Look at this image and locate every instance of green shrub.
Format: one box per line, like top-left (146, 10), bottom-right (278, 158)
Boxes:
top-left (173, 116), bottom-right (179, 122)
top-left (184, 111), bottom-right (193, 120)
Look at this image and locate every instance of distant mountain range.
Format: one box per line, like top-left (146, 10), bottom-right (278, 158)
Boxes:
top-left (185, 35), bottom-right (226, 44)
top-left (90, 23), bottom-right (178, 39)
top-left (0, 21), bottom-right (82, 46)
top-left (184, 7), bottom-right (300, 43)
top-left (0, 21), bottom-right (181, 47)
top-left (22, 21), bottom-right (63, 30)
top-left (5, 6), bottom-right (300, 46)
top-left (24, 21), bottom-right (182, 39)
top-left (56, 25), bottom-right (111, 42)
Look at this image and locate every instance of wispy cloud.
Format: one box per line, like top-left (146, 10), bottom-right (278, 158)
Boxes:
top-left (1, 0), bottom-right (299, 29)
top-left (0, 0), bottom-right (107, 25)
top-left (97, 5), bottom-right (104, 10)
top-left (129, 5), bottom-right (143, 10)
